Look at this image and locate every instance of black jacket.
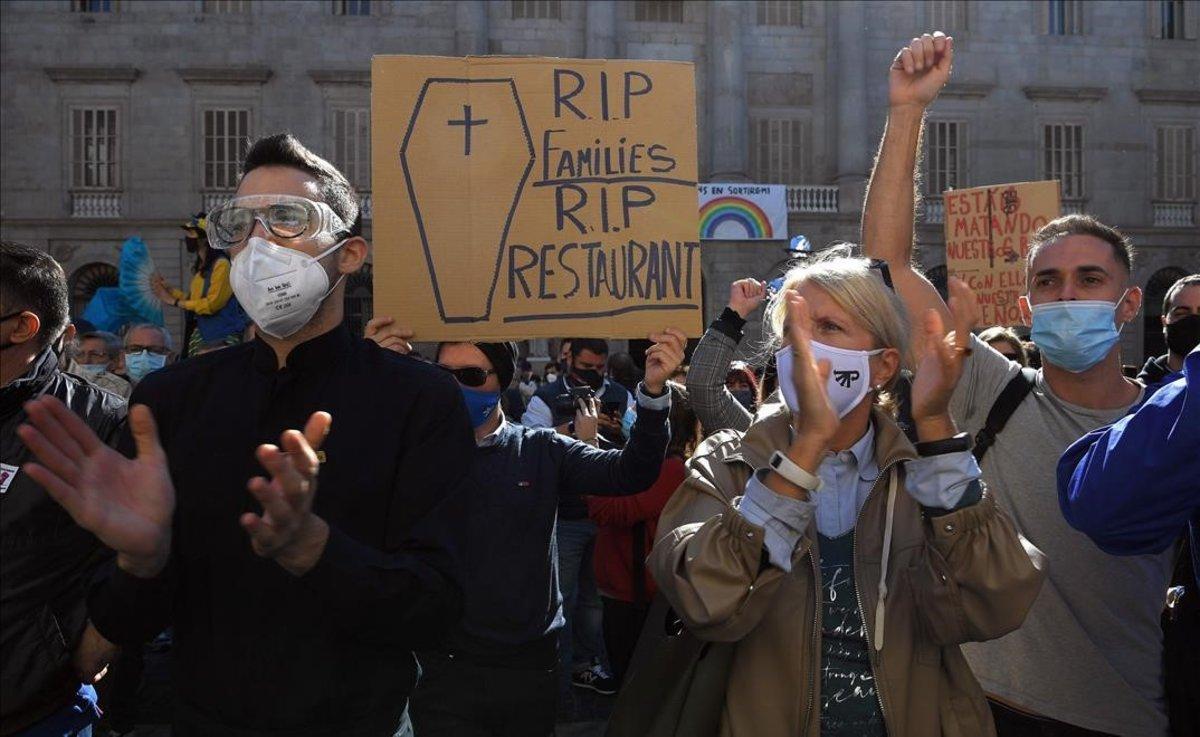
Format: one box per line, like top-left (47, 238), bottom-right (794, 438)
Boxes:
top-left (85, 325), bottom-right (473, 737)
top-left (1137, 353), bottom-right (1174, 389)
top-left (0, 348), bottom-right (126, 736)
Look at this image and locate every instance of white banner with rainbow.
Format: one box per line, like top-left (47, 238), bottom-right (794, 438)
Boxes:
top-left (697, 183), bottom-right (788, 241)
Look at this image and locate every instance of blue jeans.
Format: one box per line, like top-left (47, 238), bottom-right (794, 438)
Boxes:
top-left (556, 517), bottom-right (607, 672)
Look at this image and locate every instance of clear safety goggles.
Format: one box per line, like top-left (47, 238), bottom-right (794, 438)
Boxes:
top-left (206, 194), bottom-right (350, 250)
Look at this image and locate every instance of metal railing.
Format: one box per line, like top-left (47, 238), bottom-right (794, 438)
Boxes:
top-left (1153, 201), bottom-right (1196, 228)
top-left (786, 185), bottom-right (839, 213)
top-left (70, 191), bottom-right (122, 218)
top-left (1061, 199), bottom-right (1087, 216)
top-left (922, 199), bottom-right (944, 224)
top-left (202, 192), bottom-right (233, 214)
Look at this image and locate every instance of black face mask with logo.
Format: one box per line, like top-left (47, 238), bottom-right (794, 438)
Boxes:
top-left (1165, 314), bottom-right (1200, 356)
top-left (571, 367), bottom-right (605, 391)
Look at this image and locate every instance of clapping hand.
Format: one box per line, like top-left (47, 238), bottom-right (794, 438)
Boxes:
top-left (240, 412), bottom-right (333, 575)
top-left (783, 292), bottom-right (840, 455)
top-left (18, 397), bottom-right (175, 578)
top-left (910, 277), bottom-right (979, 441)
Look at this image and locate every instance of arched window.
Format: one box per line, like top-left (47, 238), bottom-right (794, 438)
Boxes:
top-left (343, 262), bottom-right (373, 340)
top-left (1144, 266), bottom-right (1190, 359)
top-left (69, 262), bottom-right (119, 318)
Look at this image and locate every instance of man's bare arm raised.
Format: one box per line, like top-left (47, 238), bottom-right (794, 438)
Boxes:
top-left (862, 32), bottom-right (954, 360)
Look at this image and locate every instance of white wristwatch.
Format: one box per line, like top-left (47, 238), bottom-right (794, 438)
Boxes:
top-left (768, 450), bottom-right (823, 491)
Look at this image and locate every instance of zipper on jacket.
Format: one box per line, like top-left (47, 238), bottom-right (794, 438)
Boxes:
top-left (854, 462), bottom-right (897, 732)
top-left (800, 539), bottom-right (821, 737)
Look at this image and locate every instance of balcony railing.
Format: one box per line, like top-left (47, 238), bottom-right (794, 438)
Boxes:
top-left (1153, 201), bottom-right (1196, 228)
top-left (922, 199), bottom-right (945, 224)
top-left (202, 192), bottom-right (233, 214)
top-left (786, 185), bottom-right (839, 214)
top-left (71, 191), bottom-right (122, 218)
top-left (1061, 199), bottom-right (1087, 216)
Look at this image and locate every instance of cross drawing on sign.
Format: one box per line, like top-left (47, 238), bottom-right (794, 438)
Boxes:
top-left (447, 104), bottom-right (488, 156)
top-left (833, 370), bottom-right (859, 388)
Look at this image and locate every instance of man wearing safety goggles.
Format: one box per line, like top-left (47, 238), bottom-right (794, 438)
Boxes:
top-left (18, 133), bottom-right (474, 737)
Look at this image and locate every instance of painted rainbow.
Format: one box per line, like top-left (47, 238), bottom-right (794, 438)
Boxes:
top-left (698, 196), bottom-right (773, 239)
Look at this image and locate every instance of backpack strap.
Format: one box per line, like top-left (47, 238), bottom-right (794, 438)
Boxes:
top-left (973, 367), bottom-right (1038, 461)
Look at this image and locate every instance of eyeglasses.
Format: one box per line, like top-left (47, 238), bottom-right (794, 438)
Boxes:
top-left (78, 350), bottom-right (112, 362)
top-left (438, 364), bottom-right (495, 387)
top-left (126, 345), bottom-right (170, 356)
top-left (207, 194), bottom-right (349, 250)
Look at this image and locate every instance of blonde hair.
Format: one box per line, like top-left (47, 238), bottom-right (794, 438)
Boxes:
top-left (764, 247), bottom-right (912, 408)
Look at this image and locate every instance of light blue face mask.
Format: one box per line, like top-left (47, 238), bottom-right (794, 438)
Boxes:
top-left (125, 350), bottom-right (167, 382)
top-left (1029, 295), bottom-right (1127, 373)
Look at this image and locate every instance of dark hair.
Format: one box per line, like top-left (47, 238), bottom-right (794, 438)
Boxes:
top-left (241, 132), bottom-right (362, 238)
top-left (80, 330), bottom-right (122, 358)
top-left (978, 326), bottom-right (1029, 367)
top-left (1026, 215), bottom-right (1134, 278)
top-left (606, 351), bottom-right (640, 391)
top-left (570, 338), bottom-right (609, 358)
top-left (0, 241), bottom-right (70, 350)
top-left (1164, 274), bottom-right (1200, 314)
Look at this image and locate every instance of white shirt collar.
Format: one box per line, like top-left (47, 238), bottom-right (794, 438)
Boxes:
top-left (477, 409), bottom-right (508, 448)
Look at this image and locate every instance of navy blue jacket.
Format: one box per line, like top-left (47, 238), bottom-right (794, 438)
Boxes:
top-left (524, 376), bottom-right (634, 520)
top-left (447, 394), bottom-right (669, 666)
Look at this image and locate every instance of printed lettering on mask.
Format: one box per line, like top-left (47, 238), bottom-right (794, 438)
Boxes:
top-left (230, 236), bottom-right (347, 339)
top-left (775, 340), bottom-right (882, 419)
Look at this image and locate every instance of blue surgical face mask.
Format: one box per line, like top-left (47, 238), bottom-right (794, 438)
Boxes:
top-left (460, 385), bottom-right (501, 428)
top-left (1030, 294), bottom-right (1127, 373)
top-left (125, 350), bottom-right (167, 382)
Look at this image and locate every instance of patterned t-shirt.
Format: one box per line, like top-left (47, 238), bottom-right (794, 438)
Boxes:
top-left (818, 531), bottom-right (886, 736)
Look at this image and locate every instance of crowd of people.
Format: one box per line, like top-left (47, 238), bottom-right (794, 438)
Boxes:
top-left (1, 30), bottom-right (1198, 737)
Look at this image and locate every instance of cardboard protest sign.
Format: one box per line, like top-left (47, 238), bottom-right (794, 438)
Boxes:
top-left (371, 55), bottom-right (701, 340)
top-left (943, 181), bottom-right (1061, 326)
top-left (697, 184), bottom-right (787, 240)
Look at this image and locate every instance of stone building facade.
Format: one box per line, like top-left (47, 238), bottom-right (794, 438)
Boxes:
top-left (1, 0), bottom-right (1196, 363)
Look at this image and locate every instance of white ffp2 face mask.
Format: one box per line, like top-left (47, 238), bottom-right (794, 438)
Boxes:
top-left (775, 340), bottom-right (883, 419)
top-left (230, 236), bottom-right (347, 339)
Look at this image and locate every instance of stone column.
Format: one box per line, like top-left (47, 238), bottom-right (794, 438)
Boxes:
top-left (455, 0), bottom-right (489, 56)
top-left (586, 0), bottom-right (617, 58)
top-left (834, 1), bottom-right (868, 212)
top-left (708, 0), bottom-right (747, 180)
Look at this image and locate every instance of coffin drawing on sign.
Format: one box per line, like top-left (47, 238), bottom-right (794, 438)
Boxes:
top-left (400, 79), bottom-right (535, 323)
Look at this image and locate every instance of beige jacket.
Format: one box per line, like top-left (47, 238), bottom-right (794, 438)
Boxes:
top-left (650, 404), bottom-right (1046, 737)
